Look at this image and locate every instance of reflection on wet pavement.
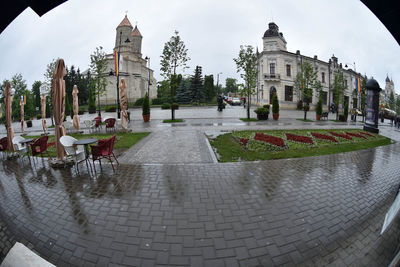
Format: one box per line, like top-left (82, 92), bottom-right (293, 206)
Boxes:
top-left (0, 142), bottom-right (400, 266)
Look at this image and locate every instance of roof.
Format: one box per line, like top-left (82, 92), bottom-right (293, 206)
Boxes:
top-left (263, 22), bottom-right (286, 42)
top-left (131, 26), bottom-right (142, 37)
top-left (118, 15), bottom-right (132, 27)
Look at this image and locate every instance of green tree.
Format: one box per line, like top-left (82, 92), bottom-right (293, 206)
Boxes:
top-left (157, 80), bottom-right (171, 103)
top-left (25, 92), bottom-right (35, 118)
top-left (360, 77), bottom-right (367, 117)
top-left (176, 78), bottom-right (191, 104)
top-left (11, 74), bottom-right (28, 120)
top-left (190, 66), bottom-right (204, 105)
top-left (203, 75), bottom-right (215, 102)
top-left (32, 81), bottom-right (41, 113)
top-left (224, 78), bottom-right (238, 95)
top-left (389, 91), bottom-right (395, 110)
top-left (294, 62), bottom-right (321, 120)
top-left (233, 45), bottom-right (258, 119)
top-left (396, 96), bottom-right (400, 114)
top-left (332, 70), bottom-right (346, 120)
top-left (88, 80), bottom-right (96, 113)
top-left (160, 30), bottom-right (190, 120)
top-left (90, 46), bottom-right (108, 116)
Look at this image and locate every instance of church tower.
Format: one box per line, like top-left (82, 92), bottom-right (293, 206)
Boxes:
top-left (131, 25), bottom-right (142, 56)
top-left (262, 22), bottom-right (287, 52)
top-left (115, 15), bottom-right (133, 53)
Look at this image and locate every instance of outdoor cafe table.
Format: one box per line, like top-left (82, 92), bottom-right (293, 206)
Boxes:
top-left (73, 138), bottom-right (97, 173)
top-left (19, 138), bottom-right (35, 160)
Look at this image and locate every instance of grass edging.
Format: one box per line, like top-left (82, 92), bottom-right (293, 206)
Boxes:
top-left (163, 119), bottom-right (183, 123)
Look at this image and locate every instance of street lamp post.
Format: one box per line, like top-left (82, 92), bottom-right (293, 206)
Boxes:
top-left (216, 72), bottom-right (222, 96)
top-left (145, 56), bottom-right (150, 97)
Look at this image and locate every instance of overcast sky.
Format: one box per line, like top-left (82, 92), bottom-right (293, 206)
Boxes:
top-left (0, 0), bottom-right (399, 93)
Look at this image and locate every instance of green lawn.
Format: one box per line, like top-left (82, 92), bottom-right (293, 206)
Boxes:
top-left (163, 119), bottom-right (184, 123)
top-left (30, 132), bottom-right (150, 158)
top-left (209, 129), bottom-right (392, 162)
top-left (240, 118), bottom-right (259, 122)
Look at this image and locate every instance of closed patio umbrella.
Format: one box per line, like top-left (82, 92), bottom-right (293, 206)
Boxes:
top-left (41, 93), bottom-right (47, 133)
top-left (52, 59), bottom-right (66, 160)
top-left (4, 82), bottom-right (14, 152)
top-left (20, 98), bottom-right (24, 134)
top-left (72, 85), bottom-right (80, 130)
top-left (119, 79), bottom-right (128, 130)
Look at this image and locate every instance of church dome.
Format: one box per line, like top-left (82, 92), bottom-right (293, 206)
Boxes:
top-left (263, 22), bottom-right (286, 42)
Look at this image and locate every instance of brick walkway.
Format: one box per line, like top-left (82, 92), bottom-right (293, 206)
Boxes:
top-left (1, 111), bottom-right (400, 266)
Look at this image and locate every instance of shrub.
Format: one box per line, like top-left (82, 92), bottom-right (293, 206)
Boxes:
top-left (339, 114), bottom-right (345, 121)
top-left (316, 99), bottom-right (322, 115)
top-left (151, 98), bottom-right (163, 105)
top-left (263, 104), bottom-right (270, 109)
top-left (272, 94), bottom-right (279, 114)
top-left (88, 107), bottom-right (97, 114)
top-left (105, 105), bottom-right (117, 112)
top-left (78, 108), bottom-right (85, 115)
top-left (254, 107), bottom-right (270, 116)
top-left (134, 97), bottom-right (144, 106)
top-left (142, 93), bottom-right (150, 115)
top-left (172, 103), bottom-right (179, 110)
top-left (297, 100), bottom-right (303, 110)
top-left (161, 103), bottom-right (171, 109)
top-left (27, 120), bottom-right (32, 127)
top-left (36, 114), bottom-right (42, 120)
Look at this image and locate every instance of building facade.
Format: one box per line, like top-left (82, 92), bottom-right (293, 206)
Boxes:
top-left (380, 75), bottom-right (396, 106)
top-left (256, 22), bottom-right (364, 110)
top-left (101, 15), bottom-right (157, 106)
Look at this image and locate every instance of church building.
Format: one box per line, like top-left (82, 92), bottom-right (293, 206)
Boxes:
top-left (101, 15), bottom-right (157, 105)
top-left (256, 22), bottom-right (364, 110)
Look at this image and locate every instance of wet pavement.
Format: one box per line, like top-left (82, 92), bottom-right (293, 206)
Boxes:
top-left (1, 107), bottom-right (400, 266)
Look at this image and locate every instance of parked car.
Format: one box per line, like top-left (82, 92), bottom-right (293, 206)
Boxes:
top-left (226, 97), bottom-right (232, 104)
top-left (231, 98), bottom-right (241, 106)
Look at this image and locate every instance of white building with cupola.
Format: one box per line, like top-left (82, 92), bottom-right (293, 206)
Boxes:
top-left (256, 22), bottom-right (365, 110)
top-left (101, 15), bottom-right (157, 106)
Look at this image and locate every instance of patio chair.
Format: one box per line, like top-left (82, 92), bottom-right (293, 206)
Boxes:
top-left (0, 137), bottom-right (8, 158)
top-left (63, 121), bottom-right (73, 133)
top-left (84, 120), bottom-right (96, 133)
top-left (105, 118), bottom-right (116, 132)
top-left (90, 134), bottom-right (119, 173)
top-left (12, 136), bottom-right (29, 160)
top-left (30, 135), bottom-right (51, 159)
top-left (60, 135), bottom-right (86, 172)
top-left (94, 116), bottom-right (102, 131)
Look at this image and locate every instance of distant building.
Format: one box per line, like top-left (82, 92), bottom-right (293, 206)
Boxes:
top-left (256, 22), bottom-right (365, 110)
top-left (380, 75), bottom-right (395, 107)
top-left (100, 15), bottom-right (157, 106)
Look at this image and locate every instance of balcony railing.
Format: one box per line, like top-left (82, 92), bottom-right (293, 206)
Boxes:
top-left (264, 74), bottom-right (281, 81)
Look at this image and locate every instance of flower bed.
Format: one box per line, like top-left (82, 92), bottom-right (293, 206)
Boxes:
top-left (254, 132), bottom-right (285, 147)
top-left (285, 133), bottom-right (313, 144)
top-left (345, 131), bottom-right (367, 140)
top-left (358, 131), bottom-right (376, 138)
top-left (329, 131), bottom-right (352, 140)
top-left (311, 132), bottom-right (338, 143)
top-left (240, 138), bottom-right (249, 146)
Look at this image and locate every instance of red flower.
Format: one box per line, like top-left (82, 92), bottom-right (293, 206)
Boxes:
top-left (285, 133), bottom-right (314, 144)
top-left (345, 132), bottom-right (367, 139)
top-left (239, 138), bottom-right (249, 146)
top-left (254, 132), bottom-right (285, 147)
top-left (329, 131), bottom-right (352, 140)
top-left (358, 131), bottom-right (375, 138)
top-left (311, 132), bottom-right (338, 142)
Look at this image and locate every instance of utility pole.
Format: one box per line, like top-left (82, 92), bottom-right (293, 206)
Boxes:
top-left (216, 72), bottom-right (222, 96)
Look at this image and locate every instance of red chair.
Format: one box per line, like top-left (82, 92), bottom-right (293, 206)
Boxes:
top-left (30, 135), bottom-right (51, 159)
top-left (105, 118), bottom-right (116, 132)
top-left (94, 116), bottom-right (102, 131)
top-left (0, 137), bottom-right (8, 158)
top-left (90, 134), bottom-right (119, 173)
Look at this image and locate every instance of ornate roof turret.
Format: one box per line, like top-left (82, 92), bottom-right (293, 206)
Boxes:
top-left (386, 74), bottom-right (391, 83)
top-left (118, 15), bottom-right (132, 28)
top-left (131, 26), bottom-right (142, 37)
top-left (263, 22), bottom-right (286, 42)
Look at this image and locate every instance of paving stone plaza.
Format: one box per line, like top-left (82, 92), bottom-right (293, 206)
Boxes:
top-left (1, 106), bottom-right (400, 266)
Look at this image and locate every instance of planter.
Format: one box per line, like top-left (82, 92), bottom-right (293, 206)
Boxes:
top-left (273, 113), bottom-right (279, 120)
top-left (143, 114), bottom-right (150, 122)
top-left (27, 121), bottom-right (32, 127)
top-left (88, 107), bottom-right (97, 114)
top-left (316, 114), bottom-right (321, 121)
top-left (257, 114), bottom-right (269, 120)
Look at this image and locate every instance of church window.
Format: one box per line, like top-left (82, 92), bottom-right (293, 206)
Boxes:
top-left (270, 63), bottom-right (275, 74)
top-left (285, 86), bottom-right (293, 101)
top-left (321, 72), bottom-right (325, 83)
top-left (286, 65), bottom-right (291, 77)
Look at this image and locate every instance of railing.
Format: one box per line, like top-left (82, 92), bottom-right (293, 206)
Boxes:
top-left (264, 74), bottom-right (281, 81)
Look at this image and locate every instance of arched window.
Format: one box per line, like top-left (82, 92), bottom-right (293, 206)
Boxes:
top-left (269, 86), bottom-right (277, 104)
